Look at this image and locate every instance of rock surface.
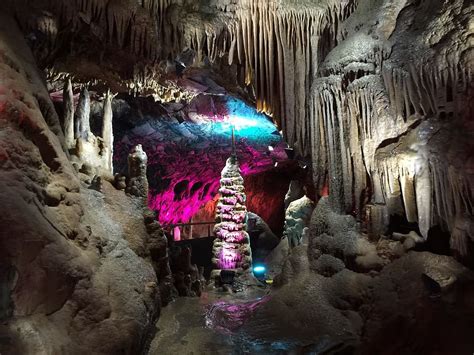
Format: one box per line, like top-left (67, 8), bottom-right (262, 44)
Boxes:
top-left (0, 14), bottom-right (161, 354)
top-left (245, 198), bottom-right (474, 353)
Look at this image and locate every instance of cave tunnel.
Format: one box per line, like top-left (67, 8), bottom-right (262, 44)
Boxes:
top-left (1, 0), bottom-right (474, 354)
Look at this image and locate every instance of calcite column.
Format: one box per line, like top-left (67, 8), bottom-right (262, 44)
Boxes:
top-left (212, 155), bottom-right (252, 271)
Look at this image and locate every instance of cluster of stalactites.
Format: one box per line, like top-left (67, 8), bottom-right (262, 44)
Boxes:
top-left (11, 0), bottom-right (357, 126)
top-left (212, 156), bottom-right (252, 271)
top-left (160, 0), bottom-right (357, 153)
top-left (308, 57), bottom-right (473, 245)
top-left (62, 78), bottom-right (116, 174)
top-left (8, 0), bottom-right (171, 59)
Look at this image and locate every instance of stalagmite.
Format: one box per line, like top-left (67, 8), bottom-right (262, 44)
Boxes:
top-left (74, 87), bottom-right (91, 141)
top-left (126, 144), bottom-right (149, 200)
top-left (284, 195), bottom-right (314, 248)
top-left (212, 155), bottom-right (252, 271)
top-left (62, 77), bottom-right (75, 149)
top-left (101, 90), bottom-right (115, 174)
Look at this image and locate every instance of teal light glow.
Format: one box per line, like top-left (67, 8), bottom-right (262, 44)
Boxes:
top-left (253, 265), bottom-right (266, 274)
top-left (211, 97), bottom-right (280, 145)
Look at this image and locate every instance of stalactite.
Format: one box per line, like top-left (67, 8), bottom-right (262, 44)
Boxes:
top-left (400, 172), bottom-right (417, 223)
top-left (9, 0), bottom-right (163, 60)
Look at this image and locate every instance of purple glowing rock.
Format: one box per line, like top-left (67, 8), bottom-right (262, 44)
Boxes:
top-left (114, 94), bottom-right (288, 227)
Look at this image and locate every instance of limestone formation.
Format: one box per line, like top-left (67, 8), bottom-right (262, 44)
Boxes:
top-left (144, 209), bottom-right (173, 305)
top-left (1, 0), bottom-right (473, 353)
top-left (0, 14), bottom-right (162, 354)
top-left (101, 90), bottom-right (116, 174)
top-left (74, 87), bottom-right (92, 140)
top-left (284, 195), bottom-right (314, 249)
top-left (62, 77), bottom-right (75, 149)
top-left (212, 155), bottom-right (252, 271)
top-left (247, 211), bottom-right (279, 260)
top-left (126, 144), bottom-right (149, 199)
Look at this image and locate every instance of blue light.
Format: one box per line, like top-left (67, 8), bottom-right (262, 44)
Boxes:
top-left (253, 265), bottom-right (266, 274)
top-left (221, 98), bottom-right (280, 144)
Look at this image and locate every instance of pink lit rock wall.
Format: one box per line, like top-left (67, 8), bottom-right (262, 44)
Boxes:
top-left (113, 86), bottom-right (289, 229)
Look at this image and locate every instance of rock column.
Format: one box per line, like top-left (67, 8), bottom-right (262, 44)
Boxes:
top-left (212, 155), bottom-right (252, 271)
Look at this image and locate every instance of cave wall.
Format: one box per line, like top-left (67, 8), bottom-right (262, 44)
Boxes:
top-left (0, 11), bottom-right (161, 354)
top-left (309, 0), bottom-right (473, 252)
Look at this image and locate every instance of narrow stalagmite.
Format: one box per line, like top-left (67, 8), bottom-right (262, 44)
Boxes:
top-left (102, 90), bottom-right (115, 174)
top-left (62, 77), bottom-right (75, 149)
top-left (74, 87), bottom-right (91, 141)
top-left (126, 144), bottom-right (149, 200)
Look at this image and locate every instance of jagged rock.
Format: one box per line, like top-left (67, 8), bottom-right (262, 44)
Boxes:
top-left (88, 175), bottom-right (103, 192)
top-left (101, 90), bottom-right (116, 174)
top-left (74, 87), bottom-right (92, 140)
top-left (450, 214), bottom-right (474, 266)
top-left (0, 16), bottom-right (162, 354)
top-left (1, 0), bottom-right (473, 352)
top-left (144, 211), bottom-right (173, 306)
top-left (265, 236), bottom-right (290, 279)
top-left (247, 211), bottom-right (279, 260)
top-left (169, 246), bottom-right (202, 297)
top-left (62, 77), bottom-right (75, 149)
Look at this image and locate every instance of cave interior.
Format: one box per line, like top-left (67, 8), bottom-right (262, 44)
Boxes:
top-left (0, 0), bottom-right (473, 354)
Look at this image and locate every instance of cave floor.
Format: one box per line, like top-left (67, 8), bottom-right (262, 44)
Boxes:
top-left (148, 278), bottom-right (301, 355)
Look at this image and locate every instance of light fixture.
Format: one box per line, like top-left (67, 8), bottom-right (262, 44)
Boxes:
top-left (298, 160), bottom-right (308, 169)
top-left (253, 265), bottom-right (267, 280)
top-left (268, 145), bottom-right (274, 151)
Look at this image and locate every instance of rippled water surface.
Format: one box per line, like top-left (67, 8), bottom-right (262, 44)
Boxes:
top-left (148, 285), bottom-right (305, 355)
